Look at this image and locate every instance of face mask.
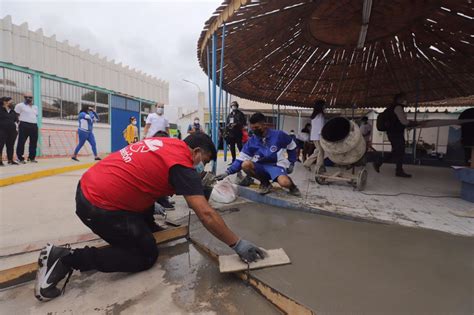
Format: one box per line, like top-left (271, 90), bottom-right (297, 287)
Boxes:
top-left (231, 106), bottom-right (237, 111)
top-left (194, 120), bottom-right (200, 124)
top-left (194, 161), bottom-right (205, 174)
top-left (156, 108), bottom-right (164, 115)
top-left (25, 98), bottom-right (32, 104)
top-left (253, 128), bottom-right (264, 137)
top-left (132, 121), bottom-right (137, 125)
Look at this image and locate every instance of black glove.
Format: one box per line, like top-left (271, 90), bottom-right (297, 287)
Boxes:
top-left (287, 164), bottom-right (294, 174)
top-left (215, 172), bottom-right (229, 181)
top-left (231, 239), bottom-right (265, 263)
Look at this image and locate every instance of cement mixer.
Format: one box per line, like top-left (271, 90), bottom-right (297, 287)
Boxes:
top-left (316, 117), bottom-right (368, 191)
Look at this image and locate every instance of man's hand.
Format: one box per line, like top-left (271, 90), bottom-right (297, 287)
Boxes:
top-left (215, 172), bottom-right (229, 181)
top-left (287, 164), bottom-right (294, 174)
top-left (232, 239), bottom-right (266, 263)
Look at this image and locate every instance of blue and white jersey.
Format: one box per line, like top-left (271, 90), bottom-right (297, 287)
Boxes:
top-left (227, 129), bottom-right (297, 174)
top-left (78, 111), bottom-right (99, 132)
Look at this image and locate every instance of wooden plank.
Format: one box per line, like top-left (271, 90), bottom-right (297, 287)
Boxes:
top-left (219, 248), bottom-right (291, 273)
top-left (0, 225), bottom-right (188, 289)
top-left (190, 238), bottom-right (314, 315)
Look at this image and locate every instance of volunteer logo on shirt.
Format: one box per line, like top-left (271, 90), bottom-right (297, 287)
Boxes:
top-left (129, 139), bottom-right (163, 153)
top-left (270, 145), bottom-right (278, 153)
top-left (121, 139), bottom-right (164, 163)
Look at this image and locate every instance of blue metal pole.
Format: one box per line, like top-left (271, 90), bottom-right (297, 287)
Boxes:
top-left (212, 33), bottom-right (218, 172)
top-left (218, 24), bottom-right (226, 155)
top-left (223, 91), bottom-right (229, 162)
top-left (206, 45), bottom-right (212, 135)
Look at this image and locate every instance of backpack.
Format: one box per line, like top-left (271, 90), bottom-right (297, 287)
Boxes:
top-left (376, 106), bottom-right (397, 132)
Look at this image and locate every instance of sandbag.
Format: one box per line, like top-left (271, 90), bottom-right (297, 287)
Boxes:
top-left (211, 178), bottom-right (238, 203)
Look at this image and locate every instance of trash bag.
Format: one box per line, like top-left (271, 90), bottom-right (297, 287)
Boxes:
top-left (211, 178), bottom-right (238, 203)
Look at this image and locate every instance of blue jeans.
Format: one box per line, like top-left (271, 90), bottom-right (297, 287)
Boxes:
top-left (74, 129), bottom-right (97, 156)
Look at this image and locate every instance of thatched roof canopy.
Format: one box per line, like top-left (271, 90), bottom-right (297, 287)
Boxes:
top-left (198, 0), bottom-right (474, 108)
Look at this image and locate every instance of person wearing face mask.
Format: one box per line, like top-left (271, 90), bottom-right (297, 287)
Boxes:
top-left (71, 107), bottom-right (101, 162)
top-left (0, 97), bottom-right (19, 166)
top-left (225, 101), bottom-right (246, 164)
top-left (123, 116), bottom-right (139, 145)
top-left (143, 103), bottom-right (169, 138)
top-left (216, 112), bottom-right (301, 196)
top-left (187, 117), bottom-right (203, 135)
top-left (34, 133), bottom-right (265, 301)
top-left (373, 92), bottom-right (416, 177)
top-left (15, 92), bottom-right (39, 163)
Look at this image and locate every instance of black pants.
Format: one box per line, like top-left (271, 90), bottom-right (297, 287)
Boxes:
top-left (228, 132), bottom-right (243, 162)
top-left (63, 183), bottom-right (159, 273)
top-left (16, 122), bottom-right (38, 161)
top-left (382, 132), bottom-right (405, 172)
top-left (0, 127), bottom-right (17, 161)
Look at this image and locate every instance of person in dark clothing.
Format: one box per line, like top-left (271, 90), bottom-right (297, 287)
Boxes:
top-left (459, 107), bottom-right (474, 166)
top-left (0, 97), bottom-right (19, 166)
top-left (15, 92), bottom-right (39, 163)
top-left (225, 101), bottom-right (246, 163)
top-left (373, 93), bottom-right (415, 178)
top-left (34, 133), bottom-right (265, 302)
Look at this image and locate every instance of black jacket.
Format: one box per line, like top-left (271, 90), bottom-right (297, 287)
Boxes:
top-left (226, 109), bottom-right (246, 132)
top-left (0, 107), bottom-right (18, 131)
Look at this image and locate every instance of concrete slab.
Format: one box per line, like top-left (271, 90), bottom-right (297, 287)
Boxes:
top-left (190, 203), bottom-right (474, 314)
top-left (0, 240), bottom-right (279, 314)
top-left (221, 161), bottom-right (474, 237)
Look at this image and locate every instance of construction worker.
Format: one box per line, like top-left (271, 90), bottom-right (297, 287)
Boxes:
top-left (216, 112), bottom-right (301, 196)
top-left (34, 133), bottom-right (264, 301)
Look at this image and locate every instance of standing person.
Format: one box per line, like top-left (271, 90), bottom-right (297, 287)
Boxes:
top-left (373, 93), bottom-right (414, 178)
top-left (71, 107), bottom-right (101, 162)
top-left (289, 130), bottom-right (302, 162)
top-left (303, 100), bottom-right (326, 173)
top-left (359, 116), bottom-right (373, 151)
top-left (187, 117), bottom-right (203, 135)
top-left (0, 97), bottom-right (19, 166)
top-left (299, 123), bottom-right (313, 162)
top-left (123, 116), bottom-right (139, 145)
top-left (15, 92), bottom-right (39, 163)
top-left (459, 107), bottom-right (474, 166)
top-left (34, 133), bottom-right (265, 301)
top-left (143, 103), bottom-right (169, 138)
top-left (216, 112), bottom-right (301, 196)
top-left (225, 101), bottom-right (246, 164)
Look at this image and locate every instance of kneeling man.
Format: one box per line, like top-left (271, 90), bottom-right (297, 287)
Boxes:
top-left (217, 112), bottom-right (301, 196)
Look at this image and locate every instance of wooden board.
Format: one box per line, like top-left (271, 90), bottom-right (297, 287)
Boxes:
top-left (219, 248), bottom-right (291, 273)
top-left (0, 225), bottom-right (188, 289)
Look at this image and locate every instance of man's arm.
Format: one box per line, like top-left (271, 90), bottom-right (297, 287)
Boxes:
top-left (394, 106), bottom-right (409, 126)
top-left (184, 195), bottom-right (239, 246)
top-left (143, 123), bottom-right (151, 138)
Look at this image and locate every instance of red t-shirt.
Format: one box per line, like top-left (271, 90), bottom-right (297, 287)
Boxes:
top-left (81, 137), bottom-right (194, 213)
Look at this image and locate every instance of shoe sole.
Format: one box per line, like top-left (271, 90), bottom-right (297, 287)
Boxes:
top-left (34, 244), bottom-right (53, 301)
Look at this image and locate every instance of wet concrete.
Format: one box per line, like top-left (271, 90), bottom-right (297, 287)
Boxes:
top-left (190, 203), bottom-right (474, 315)
top-left (0, 239), bottom-right (279, 314)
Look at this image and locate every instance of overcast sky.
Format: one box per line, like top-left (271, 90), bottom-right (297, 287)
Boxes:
top-left (1, 0), bottom-right (221, 108)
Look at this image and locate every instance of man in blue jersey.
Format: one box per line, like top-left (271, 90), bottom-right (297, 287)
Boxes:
top-left (216, 112), bottom-right (301, 196)
top-left (72, 106), bottom-right (101, 161)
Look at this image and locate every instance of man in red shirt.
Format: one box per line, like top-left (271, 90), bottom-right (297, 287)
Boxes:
top-left (35, 133), bottom-right (264, 301)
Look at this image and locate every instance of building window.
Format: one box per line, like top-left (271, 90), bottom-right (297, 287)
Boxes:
top-left (40, 78), bottom-right (111, 124)
top-left (140, 101), bottom-right (154, 128)
top-left (1, 68), bottom-right (33, 104)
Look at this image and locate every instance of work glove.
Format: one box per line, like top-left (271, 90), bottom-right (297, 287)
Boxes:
top-left (231, 239), bottom-right (266, 263)
top-left (287, 164), bottom-right (294, 174)
top-left (215, 172), bottom-right (229, 181)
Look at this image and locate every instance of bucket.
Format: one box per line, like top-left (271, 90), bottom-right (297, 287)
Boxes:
top-left (320, 117), bottom-right (366, 165)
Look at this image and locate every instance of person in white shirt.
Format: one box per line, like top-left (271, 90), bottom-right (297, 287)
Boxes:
top-left (143, 103), bottom-right (170, 138)
top-left (303, 100), bottom-right (326, 173)
top-left (15, 92), bottom-right (39, 163)
top-left (359, 116), bottom-right (373, 151)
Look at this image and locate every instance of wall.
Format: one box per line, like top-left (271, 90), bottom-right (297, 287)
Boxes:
top-left (0, 15), bottom-right (168, 104)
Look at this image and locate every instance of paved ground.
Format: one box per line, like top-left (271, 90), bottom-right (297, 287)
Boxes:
top-left (0, 157), bottom-right (95, 180)
top-left (190, 203), bottom-right (474, 315)
top-left (0, 239), bottom-right (279, 314)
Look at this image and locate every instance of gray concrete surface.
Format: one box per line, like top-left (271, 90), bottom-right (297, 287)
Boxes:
top-left (0, 239), bottom-right (279, 314)
top-left (0, 157), bottom-right (94, 179)
top-left (190, 203), bottom-right (474, 315)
